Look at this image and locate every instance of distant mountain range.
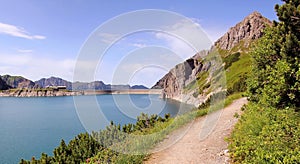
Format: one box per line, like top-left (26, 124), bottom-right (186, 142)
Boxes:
top-left (0, 75), bottom-right (148, 90)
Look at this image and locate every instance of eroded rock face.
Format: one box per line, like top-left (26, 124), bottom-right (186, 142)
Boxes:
top-left (214, 11), bottom-right (272, 50)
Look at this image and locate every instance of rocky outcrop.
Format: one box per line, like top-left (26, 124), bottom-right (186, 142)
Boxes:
top-left (0, 75), bottom-right (36, 89)
top-left (215, 11), bottom-right (272, 50)
top-left (0, 89), bottom-right (83, 97)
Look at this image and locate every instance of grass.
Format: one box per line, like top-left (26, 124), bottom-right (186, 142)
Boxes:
top-left (183, 80), bottom-right (197, 93)
top-left (196, 72), bottom-right (209, 93)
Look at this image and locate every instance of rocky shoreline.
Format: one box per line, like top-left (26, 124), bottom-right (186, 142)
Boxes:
top-left (0, 89), bottom-right (162, 97)
top-left (0, 89), bottom-right (84, 97)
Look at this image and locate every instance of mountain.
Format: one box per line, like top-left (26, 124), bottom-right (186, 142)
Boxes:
top-left (72, 81), bottom-right (107, 90)
top-left (33, 77), bottom-right (148, 91)
top-left (152, 12), bottom-right (272, 106)
top-left (131, 85), bottom-right (149, 89)
top-left (35, 77), bottom-right (73, 90)
top-left (0, 75), bottom-right (36, 89)
top-left (0, 75), bottom-right (148, 91)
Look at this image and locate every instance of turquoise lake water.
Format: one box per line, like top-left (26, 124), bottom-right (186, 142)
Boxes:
top-left (0, 94), bottom-right (192, 163)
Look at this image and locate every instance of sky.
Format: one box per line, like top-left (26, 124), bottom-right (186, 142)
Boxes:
top-left (0, 0), bottom-right (282, 87)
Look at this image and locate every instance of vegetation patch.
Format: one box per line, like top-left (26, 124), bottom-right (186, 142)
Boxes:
top-left (229, 104), bottom-right (300, 163)
top-left (196, 72), bottom-right (209, 93)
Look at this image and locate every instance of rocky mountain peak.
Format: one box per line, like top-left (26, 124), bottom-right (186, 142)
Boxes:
top-left (214, 11), bottom-right (272, 50)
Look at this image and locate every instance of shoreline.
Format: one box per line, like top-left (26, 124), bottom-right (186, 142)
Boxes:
top-left (0, 89), bottom-right (162, 97)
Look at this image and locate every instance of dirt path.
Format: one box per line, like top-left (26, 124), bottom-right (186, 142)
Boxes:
top-left (144, 98), bottom-right (248, 164)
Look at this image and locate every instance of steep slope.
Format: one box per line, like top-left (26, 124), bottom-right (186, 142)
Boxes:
top-left (152, 12), bottom-right (272, 106)
top-left (0, 75), bottom-right (36, 89)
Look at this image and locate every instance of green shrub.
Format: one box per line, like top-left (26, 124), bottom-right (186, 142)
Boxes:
top-left (229, 103), bottom-right (300, 163)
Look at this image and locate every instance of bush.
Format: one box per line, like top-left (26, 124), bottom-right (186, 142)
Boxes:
top-left (20, 113), bottom-right (171, 164)
top-left (229, 103), bottom-right (300, 163)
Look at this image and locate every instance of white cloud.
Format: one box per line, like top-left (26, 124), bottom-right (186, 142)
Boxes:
top-left (98, 32), bottom-right (120, 44)
top-left (0, 22), bottom-right (46, 40)
top-left (17, 49), bottom-right (34, 53)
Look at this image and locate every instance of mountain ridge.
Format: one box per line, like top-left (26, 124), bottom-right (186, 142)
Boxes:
top-left (0, 75), bottom-right (148, 91)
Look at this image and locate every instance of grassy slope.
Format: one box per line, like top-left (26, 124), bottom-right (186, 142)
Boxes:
top-left (182, 40), bottom-right (252, 98)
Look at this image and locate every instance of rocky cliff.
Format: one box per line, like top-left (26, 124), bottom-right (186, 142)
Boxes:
top-left (152, 12), bottom-right (272, 106)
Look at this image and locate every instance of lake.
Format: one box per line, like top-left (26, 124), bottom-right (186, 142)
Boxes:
top-left (0, 94), bottom-right (193, 163)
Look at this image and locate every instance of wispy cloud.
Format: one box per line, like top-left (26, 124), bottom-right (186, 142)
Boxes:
top-left (17, 49), bottom-right (34, 53)
top-left (98, 32), bottom-right (120, 44)
top-left (131, 43), bottom-right (147, 48)
top-left (0, 22), bottom-right (46, 40)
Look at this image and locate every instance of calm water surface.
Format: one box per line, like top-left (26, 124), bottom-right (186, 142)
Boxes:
top-left (0, 94), bottom-right (193, 163)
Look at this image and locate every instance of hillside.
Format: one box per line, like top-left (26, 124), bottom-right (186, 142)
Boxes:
top-left (152, 11), bottom-right (272, 106)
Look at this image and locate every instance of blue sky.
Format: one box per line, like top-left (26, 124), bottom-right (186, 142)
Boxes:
top-left (0, 0), bottom-right (282, 87)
